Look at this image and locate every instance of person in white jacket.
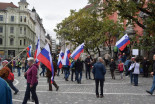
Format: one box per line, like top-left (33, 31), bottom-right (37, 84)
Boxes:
top-left (132, 59), bottom-right (140, 86)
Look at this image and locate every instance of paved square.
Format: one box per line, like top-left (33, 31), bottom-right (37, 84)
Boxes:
top-left (12, 69), bottom-right (155, 104)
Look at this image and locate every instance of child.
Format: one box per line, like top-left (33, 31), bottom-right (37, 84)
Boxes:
top-left (118, 61), bottom-right (124, 79)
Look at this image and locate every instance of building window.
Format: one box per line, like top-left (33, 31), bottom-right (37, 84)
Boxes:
top-left (20, 16), bottom-right (22, 22)
top-left (11, 16), bottom-right (14, 22)
top-left (0, 38), bottom-right (3, 45)
top-left (24, 39), bottom-right (26, 45)
top-left (20, 40), bottom-right (22, 46)
top-left (10, 27), bottom-right (14, 34)
top-left (24, 27), bottom-right (26, 35)
top-left (20, 27), bottom-right (22, 34)
top-left (24, 16), bottom-right (26, 22)
top-left (0, 15), bottom-right (3, 21)
top-left (0, 26), bottom-right (3, 33)
top-left (10, 38), bottom-right (14, 45)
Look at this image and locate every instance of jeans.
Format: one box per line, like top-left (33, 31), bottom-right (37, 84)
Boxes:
top-left (17, 68), bottom-right (21, 76)
top-left (95, 79), bottom-right (104, 96)
top-left (40, 68), bottom-right (45, 76)
top-left (76, 71), bottom-right (82, 83)
top-left (86, 66), bottom-right (91, 79)
top-left (57, 68), bottom-right (60, 76)
top-left (8, 80), bottom-right (19, 92)
top-left (22, 83), bottom-right (39, 104)
top-left (71, 69), bottom-right (76, 81)
top-left (133, 74), bottom-right (138, 86)
top-left (130, 72), bottom-right (134, 84)
top-left (64, 69), bottom-right (70, 80)
top-left (150, 75), bottom-right (155, 94)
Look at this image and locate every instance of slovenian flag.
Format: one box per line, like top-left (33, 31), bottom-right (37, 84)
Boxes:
top-left (62, 48), bottom-right (71, 66)
top-left (37, 44), bottom-right (54, 83)
top-left (27, 45), bottom-right (32, 58)
top-left (57, 51), bottom-right (64, 69)
top-left (71, 43), bottom-right (84, 60)
top-left (34, 36), bottom-right (41, 64)
top-left (116, 34), bottom-right (130, 51)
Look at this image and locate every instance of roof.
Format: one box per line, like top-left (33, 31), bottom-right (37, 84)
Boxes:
top-left (0, 2), bottom-right (18, 10)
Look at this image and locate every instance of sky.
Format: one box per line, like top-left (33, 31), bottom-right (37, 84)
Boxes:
top-left (1, 0), bottom-right (88, 40)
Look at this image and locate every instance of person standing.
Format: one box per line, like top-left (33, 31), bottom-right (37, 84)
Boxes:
top-left (146, 55), bottom-right (155, 95)
top-left (109, 59), bottom-right (116, 79)
top-left (63, 65), bottom-right (70, 81)
top-left (132, 59), bottom-right (140, 86)
top-left (40, 63), bottom-right (46, 77)
top-left (118, 61), bottom-right (124, 79)
top-left (12, 59), bottom-right (16, 72)
top-left (92, 57), bottom-right (106, 98)
top-left (129, 57), bottom-right (136, 84)
top-left (85, 56), bottom-right (92, 79)
top-left (46, 61), bottom-right (59, 91)
top-left (17, 59), bottom-right (21, 77)
top-left (124, 58), bottom-right (132, 76)
top-left (142, 57), bottom-right (149, 77)
top-left (0, 77), bottom-right (12, 104)
top-left (75, 58), bottom-right (83, 84)
top-left (70, 59), bottom-right (76, 81)
top-left (23, 57), bottom-right (39, 104)
top-left (121, 53), bottom-right (127, 63)
top-left (104, 53), bottom-right (111, 66)
top-left (21, 58), bottom-right (25, 72)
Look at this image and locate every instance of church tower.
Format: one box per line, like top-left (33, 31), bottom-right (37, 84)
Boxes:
top-left (18, 0), bottom-right (29, 11)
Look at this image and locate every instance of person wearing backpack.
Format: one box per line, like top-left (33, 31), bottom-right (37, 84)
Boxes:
top-left (0, 60), bottom-right (19, 95)
top-left (109, 59), bottom-right (116, 80)
top-left (132, 59), bottom-right (140, 86)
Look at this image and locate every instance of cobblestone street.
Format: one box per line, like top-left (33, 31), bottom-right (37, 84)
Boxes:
top-left (12, 69), bottom-right (155, 104)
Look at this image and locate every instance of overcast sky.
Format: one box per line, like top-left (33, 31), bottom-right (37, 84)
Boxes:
top-left (1, 0), bottom-right (88, 39)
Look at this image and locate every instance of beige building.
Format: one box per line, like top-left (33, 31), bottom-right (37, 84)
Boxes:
top-left (0, 0), bottom-right (46, 58)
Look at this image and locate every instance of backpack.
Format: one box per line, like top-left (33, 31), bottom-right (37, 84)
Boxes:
top-left (8, 72), bottom-right (14, 81)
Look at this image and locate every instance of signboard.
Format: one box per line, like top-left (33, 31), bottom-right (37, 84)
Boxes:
top-left (132, 49), bottom-right (139, 56)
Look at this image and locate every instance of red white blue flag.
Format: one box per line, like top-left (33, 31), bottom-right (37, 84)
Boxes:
top-left (37, 44), bottom-right (54, 83)
top-left (34, 36), bottom-right (41, 64)
top-left (116, 34), bottom-right (130, 51)
top-left (27, 45), bottom-right (32, 58)
top-left (62, 48), bottom-right (71, 66)
top-left (57, 50), bottom-right (64, 69)
top-left (71, 43), bottom-right (84, 60)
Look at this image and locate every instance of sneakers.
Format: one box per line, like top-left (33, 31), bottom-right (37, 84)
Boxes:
top-left (146, 90), bottom-right (153, 95)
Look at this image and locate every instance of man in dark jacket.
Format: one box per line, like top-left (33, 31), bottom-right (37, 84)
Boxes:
top-left (146, 55), bottom-right (155, 95)
top-left (109, 59), bottom-right (116, 79)
top-left (75, 58), bottom-right (83, 84)
top-left (92, 57), bottom-right (106, 98)
top-left (46, 61), bottom-right (59, 91)
top-left (85, 56), bottom-right (91, 79)
top-left (142, 57), bottom-right (149, 77)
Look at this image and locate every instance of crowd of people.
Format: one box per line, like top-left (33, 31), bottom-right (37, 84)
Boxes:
top-left (0, 51), bottom-right (155, 103)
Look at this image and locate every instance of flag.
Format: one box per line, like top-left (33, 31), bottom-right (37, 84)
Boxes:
top-left (116, 34), bottom-right (130, 51)
top-left (37, 44), bottom-right (54, 83)
top-left (27, 45), bottom-right (32, 58)
top-left (62, 48), bottom-right (71, 66)
top-left (34, 36), bottom-right (41, 64)
top-left (71, 43), bottom-right (84, 60)
top-left (57, 50), bottom-right (64, 69)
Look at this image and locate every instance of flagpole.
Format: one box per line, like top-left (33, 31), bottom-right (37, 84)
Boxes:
top-left (3, 45), bottom-right (30, 68)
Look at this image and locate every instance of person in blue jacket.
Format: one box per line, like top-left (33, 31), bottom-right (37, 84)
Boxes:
top-left (92, 57), bottom-right (106, 98)
top-left (0, 77), bottom-right (12, 104)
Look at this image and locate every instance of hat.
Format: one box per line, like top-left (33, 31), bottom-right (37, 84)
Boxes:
top-left (2, 60), bottom-right (9, 64)
top-left (27, 57), bottom-right (34, 61)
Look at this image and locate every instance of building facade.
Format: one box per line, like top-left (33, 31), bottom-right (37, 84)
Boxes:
top-left (0, 0), bottom-right (46, 58)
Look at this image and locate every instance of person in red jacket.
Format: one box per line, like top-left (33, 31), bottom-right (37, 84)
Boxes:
top-left (23, 57), bottom-right (39, 104)
top-left (118, 61), bottom-right (124, 79)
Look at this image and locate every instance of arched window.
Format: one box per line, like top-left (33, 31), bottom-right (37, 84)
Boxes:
top-left (10, 38), bottom-right (14, 45)
top-left (0, 38), bottom-right (2, 45)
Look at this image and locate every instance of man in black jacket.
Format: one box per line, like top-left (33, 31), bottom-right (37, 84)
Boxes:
top-left (109, 59), bottom-right (116, 79)
top-left (75, 58), bottom-right (83, 84)
top-left (85, 56), bottom-right (91, 79)
top-left (146, 55), bottom-right (155, 95)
